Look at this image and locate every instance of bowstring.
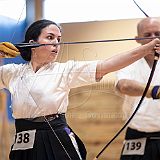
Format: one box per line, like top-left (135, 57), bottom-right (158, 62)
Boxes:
top-left (10, 3), bottom-right (26, 42)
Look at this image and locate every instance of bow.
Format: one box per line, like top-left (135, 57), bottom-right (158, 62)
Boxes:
top-left (93, 0), bottom-right (159, 159)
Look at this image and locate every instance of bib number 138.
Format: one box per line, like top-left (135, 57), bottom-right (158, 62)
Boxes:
top-left (12, 130), bottom-right (36, 150)
top-left (16, 132), bottom-right (30, 143)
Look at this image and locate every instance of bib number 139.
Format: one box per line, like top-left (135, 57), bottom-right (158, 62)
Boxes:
top-left (12, 130), bottom-right (36, 150)
top-left (126, 141), bottom-right (142, 150)
top-left (122, 138), bottom-right (147, 155)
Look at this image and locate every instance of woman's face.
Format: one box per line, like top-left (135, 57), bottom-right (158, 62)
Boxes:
top-left (32, 24), bottom-right (61, 63)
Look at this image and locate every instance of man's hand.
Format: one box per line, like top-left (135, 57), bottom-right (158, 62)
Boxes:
top-left (0, 42), bottom-right (20, 58)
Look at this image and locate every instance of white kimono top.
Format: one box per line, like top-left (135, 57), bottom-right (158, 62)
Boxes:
top-left (0, 60), bottom-right (98, 119)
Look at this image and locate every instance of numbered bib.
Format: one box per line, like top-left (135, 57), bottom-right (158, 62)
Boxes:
top-left (12, 130), bottom-right (36, 150)
top-left (122, 138), bottom-right (147, 155)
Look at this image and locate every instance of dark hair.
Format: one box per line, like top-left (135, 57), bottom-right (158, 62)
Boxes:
top-left (20, 19), bottom-right (61, 61)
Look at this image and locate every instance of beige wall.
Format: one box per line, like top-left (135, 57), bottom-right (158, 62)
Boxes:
top-left (59, 18), bottom-right (141, 59)
top-left (60, 17), bottom-right (160, 60)
top-left (57, 18), bottom-right (143, 81)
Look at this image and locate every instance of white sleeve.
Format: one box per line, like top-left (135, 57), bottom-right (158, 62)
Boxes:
top-left (65, 60), bottom-right (99, 88)
top-left (114, 62), bottom-right (137, 88)
top-left (0, 64), bottom-right (19, 89)
top-left (116, 64), bottom-right (136, 81)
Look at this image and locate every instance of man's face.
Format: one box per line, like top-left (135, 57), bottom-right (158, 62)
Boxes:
top-left (137, 19), bottom-right (160, 45)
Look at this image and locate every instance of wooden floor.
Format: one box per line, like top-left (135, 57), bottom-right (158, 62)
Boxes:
top-left (1, 81), bottom-right (126, 160)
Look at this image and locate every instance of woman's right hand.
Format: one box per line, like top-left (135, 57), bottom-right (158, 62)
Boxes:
top-left (144, 38), bottom-right (160, 56)
top-left (0, 42), bottom-right (20, 58)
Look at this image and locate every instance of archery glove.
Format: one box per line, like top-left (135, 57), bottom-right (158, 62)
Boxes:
top-left (0, 42), bottom-right (20, 58)
top-left (147, 85), bottom-right (160, 99)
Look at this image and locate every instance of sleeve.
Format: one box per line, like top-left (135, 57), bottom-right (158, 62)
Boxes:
top-left (116, 64), bottom-right (136, 81)
top-left (115, 62), bottom-right (138, 87)
top-left (115, 62), bottom-right (138, 120)
top-left (0, 64), bottom-right (18, 89)
top-left (114, 62), bottom-right (137, 91)
top-left (65, 60), bottom-right (99, 89)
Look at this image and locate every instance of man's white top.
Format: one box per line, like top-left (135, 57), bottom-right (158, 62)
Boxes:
top-left (116, 58), bottom-right (160, 132)
top-left (0, 60), bottom-right (98, 118)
